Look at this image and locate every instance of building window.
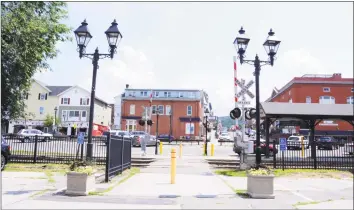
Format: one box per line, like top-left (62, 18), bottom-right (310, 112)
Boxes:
top-left (38, 93), bottom-right (47, 100)
top-left (158, 105), bottom-right (164, 114)
top-left (140, 91), bottom-right (147, 97)
top-left (80, 98), bottom-right (89, 105)
top-left (166, 105), bottom-right (171, 115)
top-left (152, 105), bottom-right (157, 115)
top-left (39, 107), bottom-right (44, 115)
top-left (179, 92), bottom-right (184, 98)
top-left (164, 91), bottom-right (171, 97)
top-left (154, 91), bottom-right (159, 97)
top-left (62, 111), bottom-right (67, 121)
top-left (306, 96), bottom-right (311, 103)
top-left (189, 92), bottom-right (195, 98)
top-left (289, 98), bottom-right (292, 103)
top-left (351, 88), bottom-right (354, 92)
top-left (129, 105), bottom-right (135, 115)
top-left (289, 90), bottom-right (291, 95)
top-left (347, 96), bottom-right (354, 104)
top-left (187, 105), bottom-right (192, 116)
top-left (69, 111), bottom-right (80, 117)
top-left (323, 87), bottom-right (330, 92)
top-left (82, 111), bottom-right (87, 118)
top-left (61, 98), bottom-right (70, 105)
top-left (319, 96), bottom-right (335, 104)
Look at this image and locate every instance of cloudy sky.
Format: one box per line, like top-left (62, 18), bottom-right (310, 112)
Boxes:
top-left (34, 2), bottom-right (353, 116)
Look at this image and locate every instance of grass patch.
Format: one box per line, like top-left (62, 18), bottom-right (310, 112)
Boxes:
top-left (44, 171), bottom-right (56, 183)
top-left (88, 167), bottom-right (140, 196)
top-left (293, 199), bottom-right (333, 207)
top-left (215, 169), bottom-right (353, 178)
top-left (12, 150), bottom-right (73, 156)
top-left (4, 163), bottom-right (104, 175)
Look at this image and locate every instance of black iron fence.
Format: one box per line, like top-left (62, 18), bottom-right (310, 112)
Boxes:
top-left (3, 134), bottom-right (107, 165)
top-left (105, 135), bottom-right (132, 182)
top-left (272, 141), bottom-right (354, 170)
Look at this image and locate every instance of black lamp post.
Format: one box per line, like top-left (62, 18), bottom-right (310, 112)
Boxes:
top-left (155, 111), bottom-right (159, 155)
top-left (74, 19), bottom-right (123, 160)
top-left (233, 27), bottom-right (281, 169)
top-left (53, 106), bottom-right (58, 134)
top-left (204, 108), bottom-right (210, 155)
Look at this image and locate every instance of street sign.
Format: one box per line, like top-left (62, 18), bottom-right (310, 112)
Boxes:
top-left (235, 79), bottom-right (255, 99)
top-left (77, 132), bottom-right (85, 145)
top-left (238, 101), bottom-right (251, 105)
top-left (279, 137), bottom-right (287, 151)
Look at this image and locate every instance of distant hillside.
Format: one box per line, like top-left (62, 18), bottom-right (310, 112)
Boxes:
top-left (219, 116), bottom-right (234, 129)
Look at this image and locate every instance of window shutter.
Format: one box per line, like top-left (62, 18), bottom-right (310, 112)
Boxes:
top-left (87, 98), bottom-right (89, 105)
top-left (68, 98), bottom-right (71, 105)
top-left (45, 93), bottom-right (48, 100)
top-left (80, 98), bottom-right (82, 105)
top-left (61, 98), bottom-right (63, 104)
top-left (38, 94), bottom-right (41, 100)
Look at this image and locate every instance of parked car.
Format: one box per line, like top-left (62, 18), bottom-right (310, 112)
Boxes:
top-left (17, 129), bottom-right (53, 142)
top-left (1, 135), bottom-right (11, 171)
top-left (317, 136), bottom-right (339, 150)
top-left (102, 130), bottom-right (133, 145)
top-left (131, 131), bottom-right (159, 147)
top-left (219, 132), bottom-right (232, 141)
top-left (287, 135), bottom-right (309, 150)
top-left (233, 138), bottom-right (278, 156)
top-left (157, 134), bottom-right (175, 142)
top-left (344, 142), bottom-right (354, 155)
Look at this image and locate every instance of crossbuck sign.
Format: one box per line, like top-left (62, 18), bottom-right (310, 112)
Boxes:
top-left (235, 79), bottom-right (255, 99)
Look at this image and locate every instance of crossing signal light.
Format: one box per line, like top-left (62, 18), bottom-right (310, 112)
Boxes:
top-left (147, 120), bottom-right (154, 126)
top-left (245, 108), bottom-right (256, 120)
top-left (230, 108), bottom-right (242, 120)
top-left (138, 119), bottom-right (145, 126)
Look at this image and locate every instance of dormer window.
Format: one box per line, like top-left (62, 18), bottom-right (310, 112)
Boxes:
top-left (155, 91), bottom-right (159, 97)
top-left (164, 91), bottom-right (171, 97)
top-left (140, 91), bottom-right (148, 97)
top-left (179, 92), bottom-right (184, 98)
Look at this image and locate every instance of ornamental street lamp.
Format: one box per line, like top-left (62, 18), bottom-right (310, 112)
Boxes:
top-left (74, 19), bottom-right (123, 160)
top-left (233, 27), bottom-right (281, 169)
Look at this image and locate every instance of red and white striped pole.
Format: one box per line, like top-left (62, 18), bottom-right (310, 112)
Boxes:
top-left (233, 56), bottom-right (239, 130)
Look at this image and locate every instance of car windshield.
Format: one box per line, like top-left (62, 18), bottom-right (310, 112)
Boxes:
top-left (221, 133), bottom-right (228, 136)
top-left (118, 132), bottom-right (129, 136)
top-left (132, 131), bottom-right (145, 135)
top-left (319, 137), bottom-right (331, 141)
top-left (288, 137), bottom-right (299, 141)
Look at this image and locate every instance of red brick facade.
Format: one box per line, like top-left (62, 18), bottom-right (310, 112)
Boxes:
top-left (121, 100), bottom-right (205, 138)
top-left (267, 73), bottom-right (353, 132)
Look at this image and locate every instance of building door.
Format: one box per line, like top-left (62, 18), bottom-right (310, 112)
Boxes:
top-left (126, 120), bottom-right (136, 132)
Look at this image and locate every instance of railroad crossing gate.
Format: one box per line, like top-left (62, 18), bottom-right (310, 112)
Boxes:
top-left (235, 79), bottom-right (254, 105)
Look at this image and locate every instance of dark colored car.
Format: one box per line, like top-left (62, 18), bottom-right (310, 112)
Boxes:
top-left (317, 136), bottom-right (338, 150)
top-left (157, 134), bottom-right (175, 142)
top-left (233, 139), bottom-right (278, 156)
top-left (1, 135), bottom-right (11, 171)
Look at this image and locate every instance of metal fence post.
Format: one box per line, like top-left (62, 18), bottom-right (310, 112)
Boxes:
top-left (128, 137), bottom-right (131, 169)
top-left (105, 135), bottom-right (111, 183)
top-left (33, 135), bottom-right (38, 163)
top-left (121, 137), bottom-right (124, 173)
top-left (273, 140), bottom-right (276, 169)
top-left (314, 141), bottom-right (317, 169)
top-left (80, 144), bottom-right (84, 161)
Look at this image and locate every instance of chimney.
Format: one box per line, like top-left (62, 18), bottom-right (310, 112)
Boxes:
top-left (333, 73), bottom-right (342, 79)
top-left (125, 84), bottom-right (129, 89)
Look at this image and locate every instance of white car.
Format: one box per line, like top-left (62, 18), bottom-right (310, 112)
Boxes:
top-left (220, 133), bottom-right (232, 141)
top-left (344, 142), bottom-right (354, 155)
top-left (17, 129), bottom-right (53, 142)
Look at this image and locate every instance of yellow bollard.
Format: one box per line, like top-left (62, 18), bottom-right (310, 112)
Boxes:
top-left (171, 148), bottom-right (176, 184)
top-left (159, 142), bottom-right (163, 155)
top-left (211, 143), bottom-right (215, 156)
top-left (179, 143), bottom-right (182, 158)
top-left (203, 144), bottom-right (206, 155)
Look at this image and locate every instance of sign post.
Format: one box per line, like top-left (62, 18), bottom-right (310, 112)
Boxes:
top-left (279, 137), bottom-right (287, 171)
top-left (77, 132), bottom-right (85, 160)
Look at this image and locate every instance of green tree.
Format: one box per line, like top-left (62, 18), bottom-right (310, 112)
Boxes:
top-left (43, 114), bottom-right (61, 127)
top-left (1, 2), bottom-right (71, 123)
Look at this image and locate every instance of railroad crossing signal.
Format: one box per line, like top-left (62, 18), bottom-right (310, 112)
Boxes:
top-left (235, 79), bottom-right (255, 99)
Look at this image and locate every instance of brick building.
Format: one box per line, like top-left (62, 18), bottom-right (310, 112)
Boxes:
top-left (116, 87), bottom-right (211, 138)
top-left (265, 73), bottom-right (353, 138)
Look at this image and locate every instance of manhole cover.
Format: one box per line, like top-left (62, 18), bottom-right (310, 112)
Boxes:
top-left (159, 195), bottom-right (180, 198)
top-left (195, 195), bottom-right (217, 198)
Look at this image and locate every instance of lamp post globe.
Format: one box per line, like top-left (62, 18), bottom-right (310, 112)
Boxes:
top-left (74, 20), bottom-right (93, 58)
top-left (233, 27), bottom-right (250, 64)
top-left (105, 19), bottom-right (123, 58)
top-left (263, 29), bottom-right (281, 66)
